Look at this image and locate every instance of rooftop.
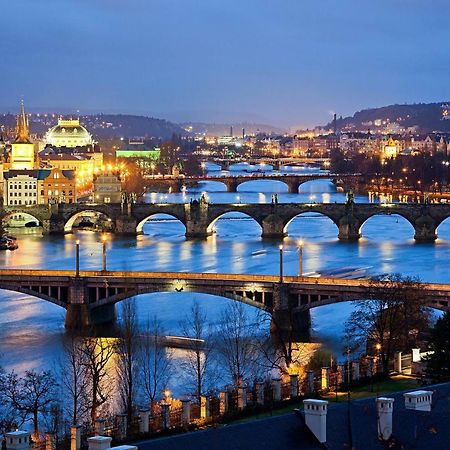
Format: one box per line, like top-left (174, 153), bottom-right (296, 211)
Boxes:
top-left (133, 382), bottom-right (450, 450)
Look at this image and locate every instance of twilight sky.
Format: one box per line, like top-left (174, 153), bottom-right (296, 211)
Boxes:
top-left (2, 0), bottom-right (450, 127)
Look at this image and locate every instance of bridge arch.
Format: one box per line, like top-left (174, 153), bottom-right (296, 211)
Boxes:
top-left (206, 211), bottom-right (263, 235)
top-left (359, 212), bottom-right (415, 239)
top-left (283, 211), bottom-right (340, 236)
top-left (136, 213), bottom-right (187, 234)
top-left (298, 178), bottom-right (336, 194)
top-left (433, 215), bottom-right (450, 240)
top-left (236, 179), bottom-right (289, 193)
top-left (0, 210), bottom-right (43, 228)
top-left (92, 285), bottom-right (270, 312)
top-left (64, 209), bottom-right (114, 233)
top-left (0, 285), bottom-right (66, 309)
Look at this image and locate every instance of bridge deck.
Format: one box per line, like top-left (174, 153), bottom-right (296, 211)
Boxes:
top-left (0, 270), bottom-right (448, 313)
top-left (0, 269), bottom-right (449, 290)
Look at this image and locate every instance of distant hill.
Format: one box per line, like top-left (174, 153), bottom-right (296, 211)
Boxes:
top-left (0, 113), bottom-right (186, 140)
top-left (326, 102), bottom-right (450, 133)
top-left (180, 122), bottom-right (285, 136)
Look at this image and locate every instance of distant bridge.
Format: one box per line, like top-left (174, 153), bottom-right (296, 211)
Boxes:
top-left (200, 157), bottom-right (331, 171)
top-left (1, 201), bottom-right (448, 241)
top-left (0, 269), bottom-right (448, 335)
top-left (143, 172), bottom-right (357, 193)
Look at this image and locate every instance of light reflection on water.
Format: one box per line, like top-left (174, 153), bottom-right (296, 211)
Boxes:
top-left (1, 173), bottom-right (450, 392)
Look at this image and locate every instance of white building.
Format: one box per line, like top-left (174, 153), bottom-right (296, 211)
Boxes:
top-left (3, 170), bottom-right (39, 206)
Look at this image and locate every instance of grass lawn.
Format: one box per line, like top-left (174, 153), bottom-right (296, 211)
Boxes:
top-left (322, 375), bottom-right (420, 403)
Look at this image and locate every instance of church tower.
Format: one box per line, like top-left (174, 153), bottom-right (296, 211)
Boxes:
top-left (10, 100), bottom-right (35, 170)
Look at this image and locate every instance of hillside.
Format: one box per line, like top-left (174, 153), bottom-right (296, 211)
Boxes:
top-left (180, 122), bottom-right (285, 136)
top-left (0, 113), bottom-right (186, 140)
top-left (327, 102), bottom-right (450, 133)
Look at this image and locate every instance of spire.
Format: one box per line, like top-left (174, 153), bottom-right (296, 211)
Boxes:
top-left (15, 99), bottom-right (30, 143)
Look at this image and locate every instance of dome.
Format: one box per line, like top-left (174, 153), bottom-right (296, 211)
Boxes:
top-left (45, 118), bottom-right (93, 148)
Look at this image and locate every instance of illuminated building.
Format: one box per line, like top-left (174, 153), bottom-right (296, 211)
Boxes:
top-left (45, 118), bottom-right (93, 148)
top-left (38, 168), bottom-right (76, 204)
top-left (3, 170), bottom-right (38, 205)
top-left (3, 168), bottom-right (76, 205)
top-left (93, 173), bottom-right (122, 203)
top-left (381, 137), bottom-right (398, 159)
top-left (10, 101), bottom-right (35, 170)
top-left (116, 149), bottom-right (160, 159)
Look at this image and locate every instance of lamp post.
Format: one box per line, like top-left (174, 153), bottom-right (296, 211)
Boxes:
top-left (279, 245), bottom-right (283, 283)
top-left (102, 234), bottom-right (107, 272)
top-left (375, 343), bottom-right (382, 398)
top-left (298, 240), bottom-right (303, 278)
top-left (75, 240), bottom-right (80, 277)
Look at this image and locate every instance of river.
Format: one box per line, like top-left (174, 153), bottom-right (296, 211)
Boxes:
top-left (0, 163), bottom-right (449, 393)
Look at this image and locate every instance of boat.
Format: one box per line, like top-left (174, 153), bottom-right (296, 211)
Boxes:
top-left (0, 235), bottom-right (18, 251)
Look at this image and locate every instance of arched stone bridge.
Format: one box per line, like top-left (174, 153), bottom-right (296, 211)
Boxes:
top-left (144, 172), bottom-right (358, 193)
top-left (200, 157), bottom-right (330, 171)
top-left (3, 201), bottom-right (450, 241)
top-left (0, 270), bottom-right (448, 337)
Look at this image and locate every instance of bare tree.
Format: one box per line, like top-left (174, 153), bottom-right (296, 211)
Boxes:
top-left (345, 274), bottom-right (431, 374)
top-left (81, 337), bottom-right (115, 425)
top-left (0, 365), bottom-right (19, 436)
top-left (216, 302), bottom-right (260, 385)
top-left (258, 309), bottom-right (311, 376)
top-left (139, 317), bottom-right (172, 408)
top-left (116, 300), bottom-right (139, 427)
top-left (60, 334), bottom-right (87, 425)
top-left (180, 302), bottom-right (214, 400)
top-left (1, 370), bottom-right (57, 437)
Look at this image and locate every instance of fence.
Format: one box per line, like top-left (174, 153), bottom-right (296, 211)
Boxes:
top-left (15, 349), bottom-right (419, 450)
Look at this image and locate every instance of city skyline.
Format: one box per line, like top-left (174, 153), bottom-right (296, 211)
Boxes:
top-left (2, 0), bottom-right (450, 127)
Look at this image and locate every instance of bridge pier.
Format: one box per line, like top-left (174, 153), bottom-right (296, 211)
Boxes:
top-left (42, 217), bottom-right (65, 234)
top-left (225, 180), bottom-right (238, 193)
top-left (261, 214), bottom-right (286, 239)
top-left (271, 309), bottom-right (311, 342)
top-left (414, 216), bottom-right (437, 241)
top-left (287, 181), bottom-right (300, 194)
top-left (337, 216), bottom-right (361, 241)
top-left (185, 220), bottom-right (212, 239)
top-left (170, 180), bottom-right (183, 194)
top-left (115, 215), bottom-right (137, 235)
top-left (65, 280), bottom-right (116, 333)
top-left (270, 284), bottom-right (312, 342)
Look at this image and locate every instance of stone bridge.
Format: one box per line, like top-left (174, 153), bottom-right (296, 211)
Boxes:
top-left (144, 173), bottom-right (358, 193)
top-left (201, 157), bottom-right (331, 171)
top-left (0, 270), bottom-right (448, 338)
top-left (3, 201), bottom-right (450, 241)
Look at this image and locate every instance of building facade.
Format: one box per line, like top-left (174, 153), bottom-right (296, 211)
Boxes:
top-left (3, 170), bottom-right (39, 206)
top-left (38, 168), bottom-right (76, 204)
top-left (92, 173), bottom-right (122, 203)
top-left (3, 168), bottom-right (76, 206)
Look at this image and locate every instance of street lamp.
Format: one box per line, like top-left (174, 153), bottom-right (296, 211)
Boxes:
top-left (298, 240), bottom-right (303, 278)
top-left (75, 240), bottom-right (80, 277)
top-left (279, 245), bottom-right (283, 283)
top-left (102, 234), bottom-right (107, 272)
top-left (375, 343), bottom-right (382, 397)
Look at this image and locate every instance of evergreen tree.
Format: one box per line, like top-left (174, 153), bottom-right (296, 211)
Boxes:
top-left (426, 312), bottom-right (450, 381)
